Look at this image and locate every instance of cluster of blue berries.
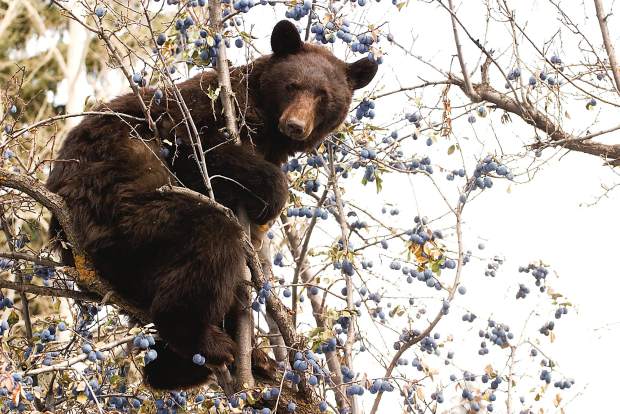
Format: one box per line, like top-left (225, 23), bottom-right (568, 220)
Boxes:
top-left (539, 70), bottom-right (559, 86)
top-left (419, 335), bottom-right (439, 354)
top-left (507, 67), bottom-right (521, 81)
top-left (304, 179), bottom-right (320, 192)
top-left (369, 378), bottom-right (394, 393)
top-left (0, 296), bottom-right (14, 310)
top-left (131, 72), bottom-right (147, 87)
top-left (351, 33), bottom-right (374, 54)
top-left (310, 22), bottom-right (332, 44)
top-left (152, 391), bottom-right (189, 413)
top-left (446, 168), bottom-right (466, 181)
top-left (81, 342), bottom-right (107, 363)
top-left (519, 263), bottom-right (548, 291)
top-left (282, 158), bottom-right (302, 173)
top-left (540, 369), bottom-right (552, 384)
top-left (484, 256), bottom-right (503, 277)
top-left (405, 111), bottom-right (421, 127)
top-left (462, 312), bottom-right (477, 323)
top-left (554, 306), bottom-right (568, 319)
top-left (316, 337), bottom-right (338, 353)
top-left (285, 0), bottom-right (312, 20)
top-left (479, 319), bottom-right (513, 347)
top-left (405, 267), bottom-right (442, 290)
top-left (0, 319), bottom-right (9, 336)
top-left (355, 98), bottom-right (376, 120)
top-left (430, 390), bottom-right (445, 403)
top-left (406, 156), bottom-right (433, 174)
top-left (474, 156), bottom-right (512, 185)
top-left (539, 320), bottom-right (555, 336)
top-left (553, 378), bottom-right (574, 390)
top-left (233, 0), bottom-right (259, 13)
top-left (516, 283), bottom-right (530, 299)
top-left (307, 154), bottom-right (325, 167)
top-left (286, 206), bottom-right (329, 220)
top-left (36, 324), bottom-right (59, 343)
top-left (2, 148), bottom-right (14, 159)
top-left (252, 281), bottom-right (272, 311)
top-left (381, 130), bottom-right (398, 144)
top-left (273, 252), bottom-right (284, 267)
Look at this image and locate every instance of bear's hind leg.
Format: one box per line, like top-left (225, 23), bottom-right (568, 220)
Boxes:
top-left (146, 201), bottom-right (246, 365)
top-left (115, 192), bottom-right (246, 388)
top-left (143, 340), bottom-right (216, 390)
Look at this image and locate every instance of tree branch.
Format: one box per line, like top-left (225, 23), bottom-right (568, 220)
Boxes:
top-left (207, 0), bottom-right (254, 389)
top-left (0, 169), bottom-right (151, 324)
top-left (0, 251), bottom-right (62, 268)
top-left (0, 278), bottom-right (100, 302)
top-left (452, 79), bottom-right (620, 163)
top-left (593, 0), bottom-right (620, 94)
top-left (447, 0), bottom-right (477, 99)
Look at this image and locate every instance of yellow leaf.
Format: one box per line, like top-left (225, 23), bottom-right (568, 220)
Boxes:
top-left (416, 387), bottom-right (425, 399)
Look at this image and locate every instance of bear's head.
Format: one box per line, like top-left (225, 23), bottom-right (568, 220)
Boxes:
top-left (254, 20), bottom-right (378, 156)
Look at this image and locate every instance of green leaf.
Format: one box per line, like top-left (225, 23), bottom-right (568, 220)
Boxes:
top-left (8, 311), bottom-right (18, 325)
top-left (447, 144), bottom-right (456, 155)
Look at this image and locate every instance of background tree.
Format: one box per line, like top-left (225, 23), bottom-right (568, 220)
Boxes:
top-left (0, 0), bottom-right (618, 413)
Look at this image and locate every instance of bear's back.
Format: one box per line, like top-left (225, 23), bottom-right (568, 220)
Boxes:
top-left (47, 94), bottom-right (171, 223)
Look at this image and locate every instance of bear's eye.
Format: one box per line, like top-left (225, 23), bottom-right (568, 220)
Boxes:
top-left (286, 82), bottom-right (301, 92)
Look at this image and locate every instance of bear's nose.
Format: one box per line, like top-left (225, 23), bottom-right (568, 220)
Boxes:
top-left (283, 118), bottom-right (306, 140)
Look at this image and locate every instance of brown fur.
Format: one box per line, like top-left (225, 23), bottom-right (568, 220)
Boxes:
top-left (46, 20), bottom-right (377, 389)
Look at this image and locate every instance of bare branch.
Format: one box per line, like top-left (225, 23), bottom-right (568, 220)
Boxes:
top-left (447, 0), bottom-right (477, 99)
top-left (593, 0), bottom-right (620, 94)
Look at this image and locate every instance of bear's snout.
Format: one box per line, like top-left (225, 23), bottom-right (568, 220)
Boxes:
top-left (278, 92), bottom-right (318, 140)
top-left (282, 118), bottom-right (306, 140)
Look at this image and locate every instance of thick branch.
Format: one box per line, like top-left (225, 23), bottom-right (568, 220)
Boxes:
top-left (0, 278), bottom-right (100, 302)
top-left (208, 0), bottom-right (252, 389)
top-left (593, 0), bottom-right (620, 94)
top-left (1, 169), bottom-right (150, 324)
top-left (453, 80), bottom-right (620, 162)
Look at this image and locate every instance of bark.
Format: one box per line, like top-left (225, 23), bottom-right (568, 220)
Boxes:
top-left (593, 0), bottom-right (620, 94)
top-left (207, 0), bottom-right (254, 389)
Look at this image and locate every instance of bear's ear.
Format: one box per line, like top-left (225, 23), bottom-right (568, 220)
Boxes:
top-left (347, 58), bottom-right (379, 90)
top-left (271, 20), bottom-right (302, 56)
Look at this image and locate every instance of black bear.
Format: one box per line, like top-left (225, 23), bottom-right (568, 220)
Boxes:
top-left (46, 20), bottom-right (377, 389)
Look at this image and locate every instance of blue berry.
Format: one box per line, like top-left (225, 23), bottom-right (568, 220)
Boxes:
top-left (192, 353), bottom-right (205, 365)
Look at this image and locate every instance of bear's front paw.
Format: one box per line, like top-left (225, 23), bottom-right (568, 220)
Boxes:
top-left (201, 325), bottom-right (237, 366)
top-left (245, 199), bottom-right (283, 225)
top-left (244, 170), bottom-right (288, 225)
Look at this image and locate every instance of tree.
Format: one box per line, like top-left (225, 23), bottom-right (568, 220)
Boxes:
top-left (0, 0), bottom-right (617, 412)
